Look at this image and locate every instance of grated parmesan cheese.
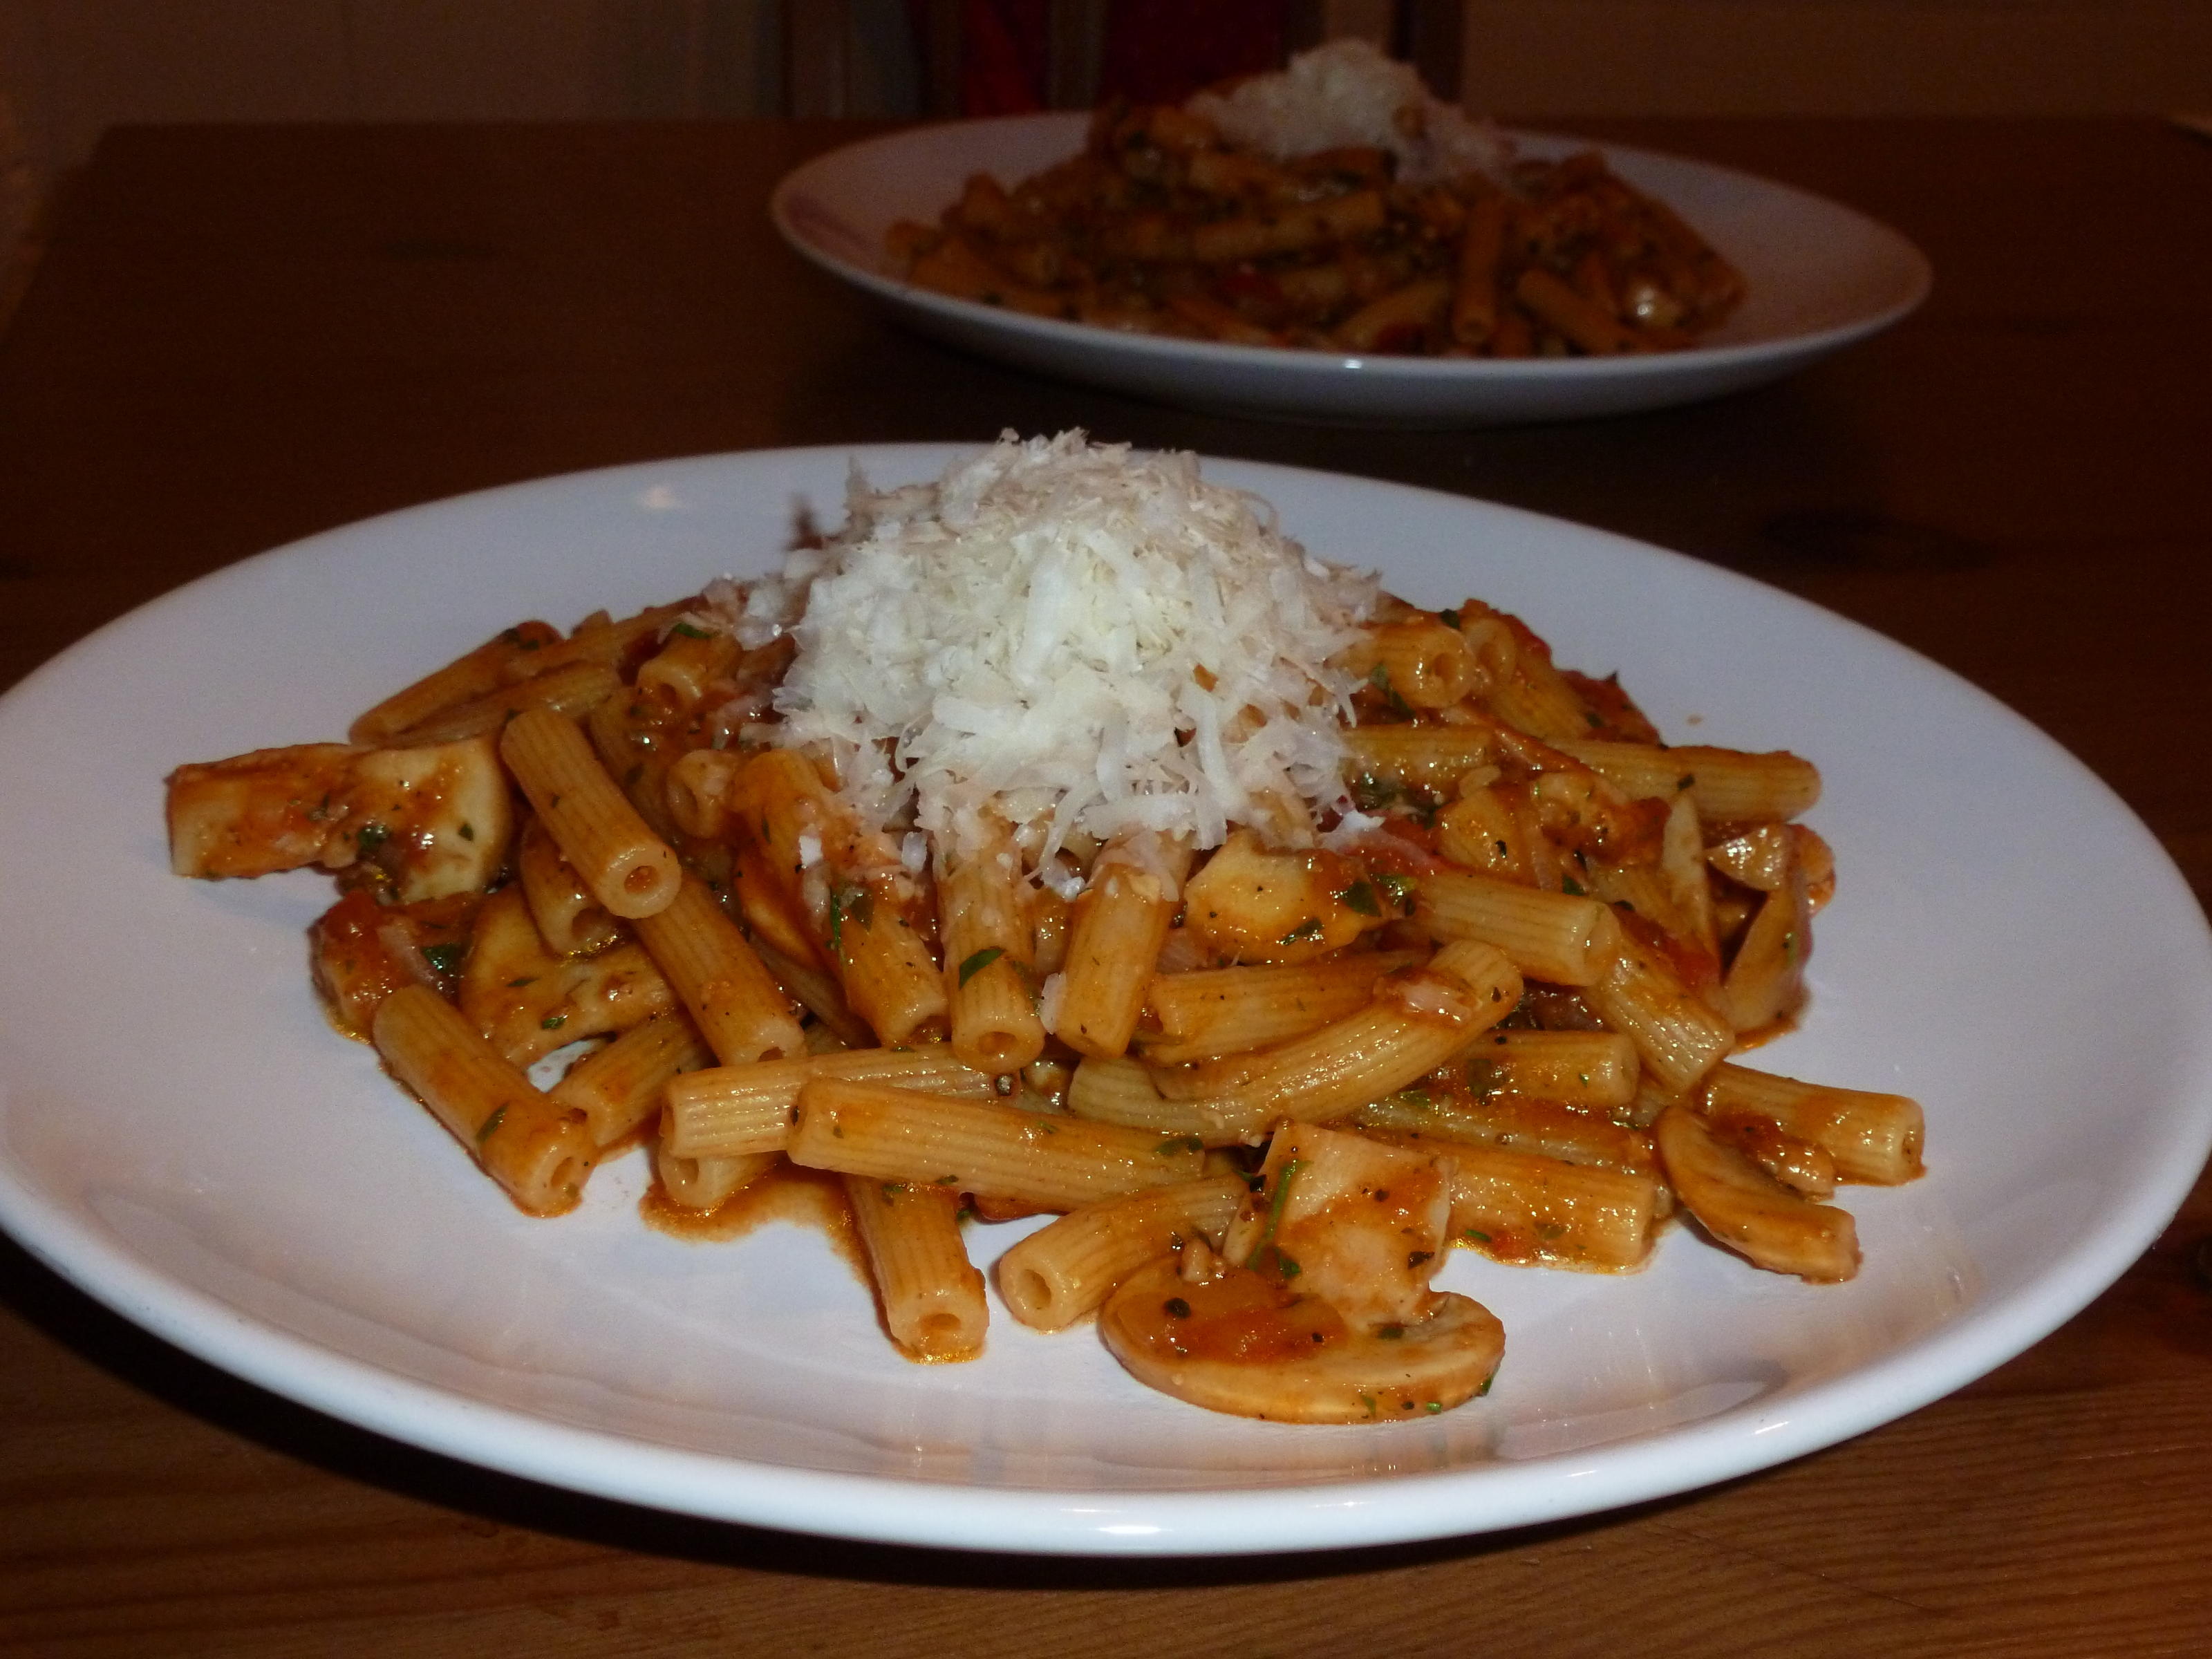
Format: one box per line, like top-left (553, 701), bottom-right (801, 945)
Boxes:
top-left (719, 431), bottom-right (1378, 859)
top-left (1187, 38), bottom-right (1511, 188)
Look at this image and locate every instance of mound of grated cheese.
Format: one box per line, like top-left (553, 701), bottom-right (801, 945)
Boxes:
top-left (722, 431), bottom-right (1378, 859)
top-left (1187, 37), bottom-right (1511, 189)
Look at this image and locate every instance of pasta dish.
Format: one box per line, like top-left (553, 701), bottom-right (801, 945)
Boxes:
top-left (887, 41), bottom-right (1745, 358)
top-left (165, 432), bottom-right (1920, 1424)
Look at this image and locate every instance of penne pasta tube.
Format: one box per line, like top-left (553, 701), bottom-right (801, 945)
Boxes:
top-left (1417, 869), bottom-right (1623, 987)
top-left (1360, 620), bottom-right (1481, 709)
top-left (1458, 1028), bottom-right (1640, 1109)
top-left (1450, 191), bottom-right (1507, 346)
top-left (834, 886), bottom-right (950, 1047)
top-left (371, 986), bottom-right (597, 1217)
top-left (938, 821), bottom-right (1046, 1074)
top-left (995, 1176), bottom-right (1247, 1332)
top-left (1514, 266), bottom-right (1643, 356)
top-left (907, 233), bottom-right (1068, 317)
top-left (733, 751), bottom-right (950, 1044)
top-left (1138, 950), bottom-right (1423, 1065)
top-left (516, 816), bottom-right (619, 957)
top-left (655, 1143), bottom-right (776, 1211)
top-left (1053, 832), bottom-right (1190, 1059)
top-left (1354, 1087), bottom-right (1656, 1179)
top-left (750, 935), bottom-right (872, 1049)
top-left (1332, 276), bottom-right (1451, 352)
top-left (1190, 189), bottom-right (1385, 262)
top-left (1435, 787), bottom-right (1528, 881)
top-left (1587, 931), bottom-right (1736, 1096)
top-left (632, 874), bottom-right (806, 1065)
top-left (388, 660), bottom-right (621, 747)
top-left (844, 1176), bottom-right (988, 1361)
top-left (634, 624), bottom-right (738, 713)
top-left (1442, 1141), bottom-right (1661, 1271)
top-left (1554, 740), bottom-right (1821, 823)
top-left (1065, 1054), bottom-right (1216, 1137)
top-left (583, 691), bottom-right (681, 843)
top-left (1481, 637), bottom-right (1597, 745)
top-left (529, 601), bottom-right (695, 677)
top-left (1191, 940), bottom-right (1524, 1143)
top-left (1702, 1063), bottom-right (1925, 1185)
top-left (664, 1047), bottom-right (999, 1160)
top-left (548, 1011), bottom-right (713, 1147)
top-left (348, 621), bottom-right (561, 745)
top-left (1343, 725), bottom-right (1499, 795)
top-left (789, 1078), bottom-right (1206, 1210)
top-left (498, 706), bottom-right (681, 919)
top-left (664, 746), bottom-right (746, 840)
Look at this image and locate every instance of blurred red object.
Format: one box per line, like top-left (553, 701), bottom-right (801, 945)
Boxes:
top-left (935, 0), bottom-right (1291, 116)
top-left (1100, 0), bottom-right (1289, 105)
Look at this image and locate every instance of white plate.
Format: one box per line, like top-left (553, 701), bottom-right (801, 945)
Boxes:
top-left (771, 115), bottom-right (1933, 426)
top-left (1, 447), bottom-right (2206, 1557)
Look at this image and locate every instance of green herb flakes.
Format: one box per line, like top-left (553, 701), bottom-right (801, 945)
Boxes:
top-left (957, 946), bottom-right (1004, 987)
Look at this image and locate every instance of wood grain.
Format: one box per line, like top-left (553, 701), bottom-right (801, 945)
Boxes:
top-left (1, 118), bottom-right (2208, 1657)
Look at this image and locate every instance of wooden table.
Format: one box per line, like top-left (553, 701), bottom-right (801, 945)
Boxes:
top-left (3, 118), bottom-right (2209, 1657)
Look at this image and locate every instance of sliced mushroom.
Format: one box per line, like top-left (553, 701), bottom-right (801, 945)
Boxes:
top-left (1100, 1254), bottom-right (1503, 1423)
top-left (1654, 1103), bottom-right (1858, 1282)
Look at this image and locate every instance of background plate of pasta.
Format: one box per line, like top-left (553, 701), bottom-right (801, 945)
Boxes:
top-left (771, 45), bottom-right (1930, 427)
top-left (0, 438), bottom-right (2206, 1557)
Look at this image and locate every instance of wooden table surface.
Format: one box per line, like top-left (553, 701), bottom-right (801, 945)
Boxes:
top-left (2, 118), bottom-right (2209, 1658)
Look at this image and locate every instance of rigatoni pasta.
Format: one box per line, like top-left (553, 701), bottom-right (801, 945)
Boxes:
top-left (165, 430), bottom-right (1919, 1425)
top-left (888, 41), bottom-right (1743, 361)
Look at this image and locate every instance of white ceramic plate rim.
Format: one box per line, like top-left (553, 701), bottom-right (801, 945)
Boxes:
top-left (769, 115), bottom-right (1933, 396)
top-left (1, 446), bottom-right (2206, 1557)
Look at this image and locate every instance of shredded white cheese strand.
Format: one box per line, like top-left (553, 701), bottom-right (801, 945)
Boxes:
top-left (722, 431), bottom-right (1378, 859)
top-left (1186, 38), bottom-right (1512, 188)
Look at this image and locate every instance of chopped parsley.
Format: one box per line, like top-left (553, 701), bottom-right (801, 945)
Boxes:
top-left (1373, 872), bottom-right (1417, 915)
top-left (1278, 917), bottom-right (1324, 945)
top-left (354, 822), bottom-right (390, 854)
top-left (1350, 773), bottom-right (1401, 813)
top-left (1367, 663), bottom-right (1413, 718)
top-left (1156, 1134), bottom-right (1204, 1156)
top-left (1335, 878), bottom-right (1380, 918)
top-left (957, 946), bottom-right (1004, 988)
top-left (476, 1105), bottom-right (507, 1143)
top-left (419, 942), bottom-right (465, 975)
top-left (827, 883), bottom-right (874, 955)
top-left (669, 621), bottom-right (712, 640)
top-left (541, 1013), bottom-right (567, 1030)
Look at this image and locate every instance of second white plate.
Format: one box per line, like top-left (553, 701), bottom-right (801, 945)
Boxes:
top-left (771, 115), bottom-right (1933, 425)
top-left (0, 447), bottom-right (2205, 1556)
